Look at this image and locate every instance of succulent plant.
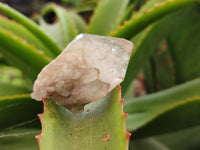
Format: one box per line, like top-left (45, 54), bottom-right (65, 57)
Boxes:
top-left (0, 0), bottom-right (200, 150)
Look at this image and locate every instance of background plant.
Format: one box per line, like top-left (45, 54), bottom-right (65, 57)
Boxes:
top-left (0, 0), bottom-right (200, 149)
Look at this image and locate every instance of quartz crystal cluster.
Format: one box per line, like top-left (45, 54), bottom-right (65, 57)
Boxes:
top-left (31, 34), bottom-right (133, 113)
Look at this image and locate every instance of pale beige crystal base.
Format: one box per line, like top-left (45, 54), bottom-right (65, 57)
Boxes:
top-left (31, 34), bottom-right (133, 113)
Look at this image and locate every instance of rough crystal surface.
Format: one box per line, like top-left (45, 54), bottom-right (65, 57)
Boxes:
top-left (31, 34), bottom-right (133, 113)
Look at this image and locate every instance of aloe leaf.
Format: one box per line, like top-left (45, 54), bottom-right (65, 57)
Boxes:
top-left (39, 20), bottom-right (65, 49)
top-left (73, 1), bottom-right (97, 13)
top-left (0, 80), bottom-right (41, 141)
top-left (0, 2), bottom-right (62, 56)
top-left (0, 65), bottom-right (29, 87)
top-left (133, 0), bottom-right (148, 10)
top-left (141, 60), bottom-right (155, 93)
top-left (144, 5), bottom-right (200, 92)
top-left (0, 47), bottom-right (38, 80)
top-left (0, 129), bottom-right (39, 150)
top-left (121, 5), bottom-right (200, 95)
top-left (41, 4), bottom-right (78, 47)
top-left (68, 11), bottom-right (87, 33)
top-left (0, 27), bottom-right (50, 80)
top-left (119, 3), bottom-right (135, 25)
top-left (0, 16), bottom-right (55, 58)
top-left (135, 0), bottom-right (164, 16)
top-left (121, 25), bottom-right (154, 95)
top-left (111, 0), bottom-right (200, 39)
top-left (0, 95), bottom-right (42, 132)
top-left (156, 126), bottom-right (200, 150)
top-left (39, 9), bottom-right (86, 50)
top-left (145, 39), bottom-right (176, 92)
top-left (87, 0), bottom-right (129, 35)
top-left (124, 78), bottom-right (200, 138)
top-left (130, 138), bottom-right (170, 150)
top-left (0, 54), bottom-right (6, 64)
top-left (165, 10), bottom-right (200, 84)
top-left (37, 87), bottom-right (130, 150)
top-left (133, 97), bottom-right (200, 138)
top-left (0, 81), bottom-right (30, 97)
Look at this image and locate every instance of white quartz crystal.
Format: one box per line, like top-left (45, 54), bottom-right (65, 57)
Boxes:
top-left (31, 34), bottom-right (133, 113)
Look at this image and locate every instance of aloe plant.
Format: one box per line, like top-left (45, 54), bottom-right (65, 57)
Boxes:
top-left (0, 0), bottom-right (200, 149)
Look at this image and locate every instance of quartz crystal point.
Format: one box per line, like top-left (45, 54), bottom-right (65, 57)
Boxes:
top-left (31, 34), bottom-right (133, 113)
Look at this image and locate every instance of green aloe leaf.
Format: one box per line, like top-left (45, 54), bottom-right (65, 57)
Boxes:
top-left (0, 95), bottom-right (42, 132)
top-left (143, 5), bottom-right (200, 92)
top-left (41, 3), bottom-right (78, 48)
top-left (0, 27), bottom-right (50, 80)
top-left (0, 81), bottom-right (30, 97)
top-left (39, 20), bottom-right (64, 49)
top-left (124, 78), bottom-right (200, 138)
top-left (119, 3), bottom-right (135, 25)
top-left (0, 2), bottom-right (62, 56)
top-left (111, 0), bottom-right (200, 39)
top-left (68, 11), bottom-right (87, 34)
top-left (121, 4), bottom-right (200, 95)
top-left (121, 25), bottom-right (154, 95)
top-left (0, 16), bottom-right (55, 58)
top-left (133, 97), bottom-right (200, 138)
top-left (87, 0), bottom-right (129, 35)
top-left (0, 82), bottom-right (41, 146)
top-left (37, 87), bottom-right (130, 150)
top-left (130, 138), bottom-right (170, 150)
top-left (144, 40), bottom-right (176, 92)
top-left (0, 54), bottom-right (6, 64)
top-left (0, 65), bottom-right (31, 87)
top-left (0, 130), bottom-right (39, 150)
top-left (164, 10), bottom-right (200, 84)
top-left (156, 126), bottom-right (200, 150)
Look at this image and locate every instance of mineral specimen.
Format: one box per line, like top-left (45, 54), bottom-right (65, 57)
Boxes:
top-left (31, 34), bottom-right (133, 113)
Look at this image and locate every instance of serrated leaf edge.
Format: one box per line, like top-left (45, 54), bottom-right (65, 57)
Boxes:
top-left (36, 85), bottom-right (131, 150)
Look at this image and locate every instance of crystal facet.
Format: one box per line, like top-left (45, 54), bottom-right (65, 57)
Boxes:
top-left (31, 34), bottom-right (133, 113)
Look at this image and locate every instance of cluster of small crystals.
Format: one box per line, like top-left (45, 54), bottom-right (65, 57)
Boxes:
top-left (31, 34), bottom-right (133, 113)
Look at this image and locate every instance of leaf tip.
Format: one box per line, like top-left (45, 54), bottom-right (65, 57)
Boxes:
top-left (35, 134), bottom-right (41, 142)
top-left (35, 134), bottom-right (41, 149)
top-left (35, 98), bottom-right (47, 148)
top-left (126, 132), bottom-right (131, 140)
